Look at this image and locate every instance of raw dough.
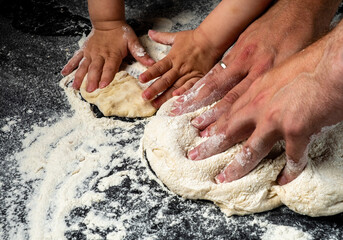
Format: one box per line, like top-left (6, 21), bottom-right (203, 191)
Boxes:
top-left (143, 98), bottom-right (285, 216)
top-left (274, 124), bottom-right (343, 217)
top-left (143, 97), bottom-right (343, 217)
top-left (80, 71), bottom-right (156, 118)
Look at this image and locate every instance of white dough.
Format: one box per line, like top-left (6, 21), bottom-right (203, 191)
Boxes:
top-left (143, 97), bottom-right (343, 217)
top-left (80, 71), bottom-right (156, 118)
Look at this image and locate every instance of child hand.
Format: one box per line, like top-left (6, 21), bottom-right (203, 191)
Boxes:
top-left (139, 29), bottom-right (221, 108)
top-left (61, 21), bottom-right (155, 92)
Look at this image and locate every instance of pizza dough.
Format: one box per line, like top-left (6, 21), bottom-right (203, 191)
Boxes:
top-left (143, 97), bottom-right (343, 217)
top-left (80, 71), bottom-right (156, 118)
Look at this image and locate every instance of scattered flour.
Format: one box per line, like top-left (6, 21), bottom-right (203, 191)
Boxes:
top-left (261, 225), bottom-right (312, 240)
top-left (2, 15), bottom-right (342, 240)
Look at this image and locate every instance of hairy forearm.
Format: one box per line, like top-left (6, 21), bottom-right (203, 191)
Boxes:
top-left (278, 0), bottom-right (341, 38)
top-left (88, 0), bottom-right (125, 30)
top-left (197, 0), bottom-right (273, 55)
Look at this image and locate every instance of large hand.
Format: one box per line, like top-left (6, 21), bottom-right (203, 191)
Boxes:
top-left (61, 21), bottom-right (155, 92)
top-left (139, 29), bottom-right (221, 108)
top-left (170, 0), bottom-right (339, 126)
top-left (188, 25), bottom-right (343, 185)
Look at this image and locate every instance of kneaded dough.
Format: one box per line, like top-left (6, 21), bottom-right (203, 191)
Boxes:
top-left (143, 97), bottom-right (343, 217)
top-left (80, 71), bottom-right (156, 118)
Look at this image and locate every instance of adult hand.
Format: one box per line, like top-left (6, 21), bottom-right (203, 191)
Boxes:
top-left (188, 25), bottom-right (343, 185)
top-left (139, 29), bottom-right (221, 108)
top-left (61, 22), bottom-right (155, 92)
top-left (170, 0), bottom-right (339, 125)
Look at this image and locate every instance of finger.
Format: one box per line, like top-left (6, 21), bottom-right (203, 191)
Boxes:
top-left (153, 75), bottom-right (200, 107)
top-left (142, 69), bottom-right (179, 100)
top-left (170, 62), bottom-right (247, 116)
top-left (73, 57), bottom-right (91, 90)
top-left (215, 124), bottom-right (280, 183)
top-left (151, 85), bottom-right (178, 108)
top-left (99, 56), bottom-right (120, 89)
top-left (172, 77), bottom-right (199, 96)
top-left (192, 76), bottom-right (254, 130)
top-left (62, 51), bottom-right (84, 76)
top-left (148, 29), bottom-right (176, 45)
top-left (128, 36), bottom-right (155, 66)
top-left (86, 56), bottom-right (105, 92)
top-left (277, 137), bottom-right (309, 185)
top-left (188, 109), bottom-right (255, 160)
top-left (139, 57), bottom-right (172, 84)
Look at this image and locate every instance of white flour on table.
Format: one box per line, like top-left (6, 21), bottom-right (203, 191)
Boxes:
top-left (1, 15), bottom-right (338, 240)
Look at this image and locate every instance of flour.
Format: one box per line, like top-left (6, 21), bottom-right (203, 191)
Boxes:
top-left (144, 96), bottom-right (343, 218)
top-left (261, 225), bottom-right (312, 240)
top-left (2, 14), bottom-right (343, 240)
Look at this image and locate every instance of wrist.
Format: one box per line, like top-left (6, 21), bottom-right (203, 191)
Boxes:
top-left (91, 20), bottom-right (127, 31)
top-left (281, 0), bottom-right (340, 38)
top-left (194, 26), bottom-right (225, 61)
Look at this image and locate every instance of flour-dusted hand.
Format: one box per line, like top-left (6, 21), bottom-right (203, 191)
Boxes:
top-left (61, 0), bottom-right (154, 93)
top-left (188, 22), bottom-right (343, 185)
top-left (171, 0), bottom-right (340, 121)
top-left (140, 0), bottom-right (275, 108)
top-left (139, 29), bottom-right (220, 108)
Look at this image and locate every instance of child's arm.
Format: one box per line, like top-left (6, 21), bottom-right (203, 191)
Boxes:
top-left (139, 0), bottom-right (273, 108)
top-left (62, 0), bottom-right (155, 92)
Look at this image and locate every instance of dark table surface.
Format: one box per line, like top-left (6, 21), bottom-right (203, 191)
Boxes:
top-left (1, 0), bottom-right (343, 239)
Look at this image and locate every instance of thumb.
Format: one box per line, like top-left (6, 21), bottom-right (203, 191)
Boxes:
top-left (148, 30), bottom-right (176, 45)
top-left (128, 36), bottom-right (155, 67)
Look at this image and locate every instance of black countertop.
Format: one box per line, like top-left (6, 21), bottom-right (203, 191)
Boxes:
top-left (1, 0), bottom-right (343, 239)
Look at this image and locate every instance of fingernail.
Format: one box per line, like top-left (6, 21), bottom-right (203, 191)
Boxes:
top-left (139, 74), bottom-right (147, 83)
top-left (86, 85), bottom-right (95, 92)
top-left (99, 81), bottom-right (107, 89)
top-left (147, 58), bottom-right (155, 65)
top-left (277, 175), bottom-right (288, 185)
top-left (176, 96), bottom-right (185, 103)
top-left (142, 91), bottom-right (150, 101)
top-left (191, 117), bottom-right (203, 127)
top-left (215, 172), bottom-right (225, 184)
top-left (188, 149), bottom-right (198, 160)
top-left (169, 107), bottom-right (181, 116)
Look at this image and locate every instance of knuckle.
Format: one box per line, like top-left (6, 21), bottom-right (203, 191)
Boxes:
top-left (283, 119), bottom-right (306, 140)
top-left (161, 74), bottom-right (175, 88)
top-left (88, 64), bottom-right (102, 73)
top-left (204, 77), bottom-right (220, 92)
top-left (75, 71), bottom-right (85, 80)
top-left (252, 58), bottom-right (274, 77)
top-left (239, 44), bottom-right (257, 62)
top-left (264, 108), bottom-right (280, 126)
top-left (222, 91), bottom-right (240, 106)
top-left (251, 91), bottom-right (268, 108)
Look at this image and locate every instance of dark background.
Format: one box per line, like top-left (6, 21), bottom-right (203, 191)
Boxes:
top-left (1, 0), bottom-right (343, 239)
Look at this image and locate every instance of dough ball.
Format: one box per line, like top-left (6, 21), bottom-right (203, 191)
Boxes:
top-left (143, 97), bottom-right (343, 217)
top-left (274, 123), bottom-right (343, 217)
top-left (143, 97), bottom-right (285, 216)
top-left (80, 71), bottom-right (156, 118)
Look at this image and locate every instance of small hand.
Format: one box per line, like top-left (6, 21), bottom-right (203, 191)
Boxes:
top-left (61, 21), bottom-right (155, 92)
top-left (139, 28), bottom-right (221, 108)
top-left (188, 29), bottom-right (343, 185)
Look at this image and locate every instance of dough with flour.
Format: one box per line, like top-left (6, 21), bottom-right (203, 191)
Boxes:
top-left (80, 71), bottom-right (156, 117)
top-left (143, 98), bottom-right (285, 216)
top-left (143, 97), bottom-right (343, 217)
